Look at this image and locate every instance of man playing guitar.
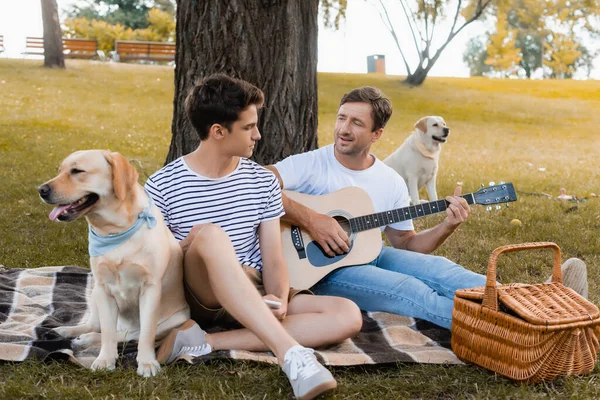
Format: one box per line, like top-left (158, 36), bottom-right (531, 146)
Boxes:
top-left (266, 86), bottom-right (587, 329)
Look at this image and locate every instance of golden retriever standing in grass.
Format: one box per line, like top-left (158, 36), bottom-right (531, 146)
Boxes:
top-left (383, 116), bottom-right (450, 204)
top-left (38, 150), bottom-right (190, 377)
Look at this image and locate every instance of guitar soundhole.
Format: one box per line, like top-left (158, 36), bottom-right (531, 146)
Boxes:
top-left (305, 214), bottom-right (353, 266)
top-left (333, 215), bottom-right (352, 237)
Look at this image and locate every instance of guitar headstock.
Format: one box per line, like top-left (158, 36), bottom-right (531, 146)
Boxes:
top-left (473, 182), bottom-right (517, 210)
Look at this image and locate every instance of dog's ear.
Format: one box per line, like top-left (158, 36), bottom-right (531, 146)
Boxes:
top-left (104, 151), bottom-right (139, 201)
top-left (414, 117), bottom-right (428, 133)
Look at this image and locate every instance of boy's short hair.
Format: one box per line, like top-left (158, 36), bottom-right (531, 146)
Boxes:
top-left (185, 74), bottom-right (265, 140)
top-left (340, 86), bottom-right (392, 131)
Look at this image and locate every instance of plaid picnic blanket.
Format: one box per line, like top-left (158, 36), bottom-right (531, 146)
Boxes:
top-left (0, 265), bottom-right (461, 368)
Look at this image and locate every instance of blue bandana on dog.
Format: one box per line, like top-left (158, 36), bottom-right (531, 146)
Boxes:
top-left (88, 191), bottom-right (157, 257)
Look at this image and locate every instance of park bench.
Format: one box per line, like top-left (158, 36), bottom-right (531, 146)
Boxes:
top-left (23, 37), bottom-right (100, 59)
top-left (23, 36), bottom-right (44, 56)
top-left (62, 38), bottom-right (99, 59)
top-left (0, 35), bottom-right (5, 55)
top-left (114, 40), bottom-right (175, 62)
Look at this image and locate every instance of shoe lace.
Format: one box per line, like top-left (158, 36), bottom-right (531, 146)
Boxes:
top-left (285, 347), bottom-right (320, 381)
top-left (180, 343), bottom-right (210, 356)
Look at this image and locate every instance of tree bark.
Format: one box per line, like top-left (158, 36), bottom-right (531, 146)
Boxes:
top-left (404, 63), bottom-right (433, 86)
top-left (405, 70), bottom-right (426, 86)
top-left (41, 0), bottom-right (65, 69)
top-left (167, 0), bottom-right (319, 166)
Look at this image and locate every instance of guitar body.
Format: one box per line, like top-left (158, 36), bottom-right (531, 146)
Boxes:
top-left (281, 182), bottom-right (516, 290)
top-left (282, 187), bottom-right (383, 290)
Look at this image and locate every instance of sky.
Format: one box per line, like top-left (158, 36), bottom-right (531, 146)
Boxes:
top-left (1, 0), bottom-right (599, 79)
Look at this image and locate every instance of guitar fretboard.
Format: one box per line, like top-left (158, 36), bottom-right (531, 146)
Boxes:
top-left (348, 194), bottom-right (476, 233)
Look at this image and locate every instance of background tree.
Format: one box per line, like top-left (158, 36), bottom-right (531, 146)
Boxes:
top-left (66, 0), bottom-right (173, 29)
top-left (134, 8), bottom-right (176, 42)
top-left (464, 0), bottom-right (600, 79)
top-left (64, 8), bottom-right (175, 53)
top-left (514, 35), bottom-right (542, 79)
top-left (364, 0), bottom-right (495, 85)
top-left (166, 0), bottom-right (319, 165)
top-left (509, 1), bottom-right (544, 78)
top-left (462, 37), bottom-right (491, 76)
top-left (63, 18), bottom-right (135, 53)
top-left (41, 0), bottom-right (65, 69)
top-left (320, 0), bottom-right (348, 28)
top-left (484, 9), bottom-right (522, 77)
top-left (153, 0), bottom-right (175, 14)
top-left (571, 44), bottom-right (596, 78)
top-left (543, 32), bottom-right (582, 79)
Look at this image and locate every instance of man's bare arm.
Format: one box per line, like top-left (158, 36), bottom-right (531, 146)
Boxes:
top-left (384, 186), bottom-right (470, 254)
top-left (384, 225), bottom-right (454, 254)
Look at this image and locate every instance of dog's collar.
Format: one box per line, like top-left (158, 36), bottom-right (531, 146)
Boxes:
top-left (88, 190), bottom-right (157, 257)
top-left (413, 134), bottom-right (439, 160)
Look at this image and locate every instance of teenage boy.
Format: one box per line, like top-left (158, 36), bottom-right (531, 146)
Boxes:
top-left (146, 74), bottom-right (362, 400)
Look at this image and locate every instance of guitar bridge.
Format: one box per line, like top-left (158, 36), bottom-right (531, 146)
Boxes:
top-left (290, 225), bottom-right (306, 259)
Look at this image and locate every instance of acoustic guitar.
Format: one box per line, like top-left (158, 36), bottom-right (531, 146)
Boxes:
top-left (282, 182), bottom-right (517, 289)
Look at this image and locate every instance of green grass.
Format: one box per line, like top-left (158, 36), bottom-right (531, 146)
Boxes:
top-left (1, 59), bottom-right (600, 399)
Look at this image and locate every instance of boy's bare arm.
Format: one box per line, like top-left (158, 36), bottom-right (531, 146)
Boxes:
top-left (258, 218), bottom-right (289, 320)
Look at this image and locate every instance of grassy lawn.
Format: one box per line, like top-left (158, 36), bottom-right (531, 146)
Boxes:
top-left (1, 59), bottom-right (600, 399)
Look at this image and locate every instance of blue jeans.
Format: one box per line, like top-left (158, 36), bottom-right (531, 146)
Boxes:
top-left (310, 246), bottom-right (487, 329)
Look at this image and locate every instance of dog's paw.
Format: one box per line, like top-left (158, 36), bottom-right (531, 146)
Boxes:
top-left (136, 357), bottom-right (161, 377)
top-left (91, 355), bottom-right (116, 372)
top-left (53, 326), bottom-right (75, 338)
top-left (72, 332), bottom-right (102, 349)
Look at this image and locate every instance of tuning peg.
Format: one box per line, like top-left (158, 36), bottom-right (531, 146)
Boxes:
top-left (495, 205), bottom-right (501, 210)
top-left (506, 203), bottom-right (510, 208)
top-left (489, 181), bottom-right (495, 186)
top-left (486, 206), bottom-right (492, 211)
top-left (481, 183), bottom-right (485, 189)
top-left (499, 181), bottom-right (505, 185)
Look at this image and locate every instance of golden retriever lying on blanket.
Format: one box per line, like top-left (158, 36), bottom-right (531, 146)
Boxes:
top-left (38, 150), bottom-right (189, 377)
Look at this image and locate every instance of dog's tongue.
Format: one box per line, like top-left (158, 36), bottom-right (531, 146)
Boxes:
top-left (49, 204), bottom-right (71, 221)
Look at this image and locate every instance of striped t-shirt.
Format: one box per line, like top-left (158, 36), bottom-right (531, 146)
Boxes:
top-left (144, 157), bottom-right (284, 271)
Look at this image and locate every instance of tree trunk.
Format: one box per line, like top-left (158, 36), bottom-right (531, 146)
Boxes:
top-left (41, 0), bottom-right (65, 69)
top-left (404, 64), bottom-right (431, 86)
top-left (523, 62), bottom-right (531, 79)
top-left (166, 0), bottom-right (319, 166)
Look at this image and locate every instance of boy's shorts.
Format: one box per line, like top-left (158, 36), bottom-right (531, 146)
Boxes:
top-left (184, 265), bottom-right (312, 328)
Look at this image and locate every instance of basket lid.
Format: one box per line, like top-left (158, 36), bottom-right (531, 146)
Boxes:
top-left (455, 282), bottom-right (600, 326)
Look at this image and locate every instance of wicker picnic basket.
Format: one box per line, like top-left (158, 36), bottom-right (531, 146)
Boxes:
top-left (451, 242), bottom-right (600, 383)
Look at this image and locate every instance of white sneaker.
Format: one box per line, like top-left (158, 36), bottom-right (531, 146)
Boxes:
top-left (546, 257), bottom-right (589, 299)
top-left (282, 345), bottom-right (337, 400)
top-left (156, 319), bottom-right (212, 364)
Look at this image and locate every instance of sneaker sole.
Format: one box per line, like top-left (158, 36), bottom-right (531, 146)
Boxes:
top-left (156, 319), bottom-right (197, 364)
top-left (298, 379), bottom-right (337, 400)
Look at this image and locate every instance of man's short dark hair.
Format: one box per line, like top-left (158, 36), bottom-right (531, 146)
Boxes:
top-left (340, 86), bottom-right (392, 131)
top-left (185, 74), bottom-right (265, 140)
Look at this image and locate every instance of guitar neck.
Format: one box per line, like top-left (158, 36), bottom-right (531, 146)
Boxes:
top-left (348, 193), bottom-right (476, 233)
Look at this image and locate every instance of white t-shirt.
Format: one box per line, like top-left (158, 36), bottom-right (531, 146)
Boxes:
top-left (145, 157), bottom-right (284, 271)
top-left (273, 144), bottom-right (414, 232)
